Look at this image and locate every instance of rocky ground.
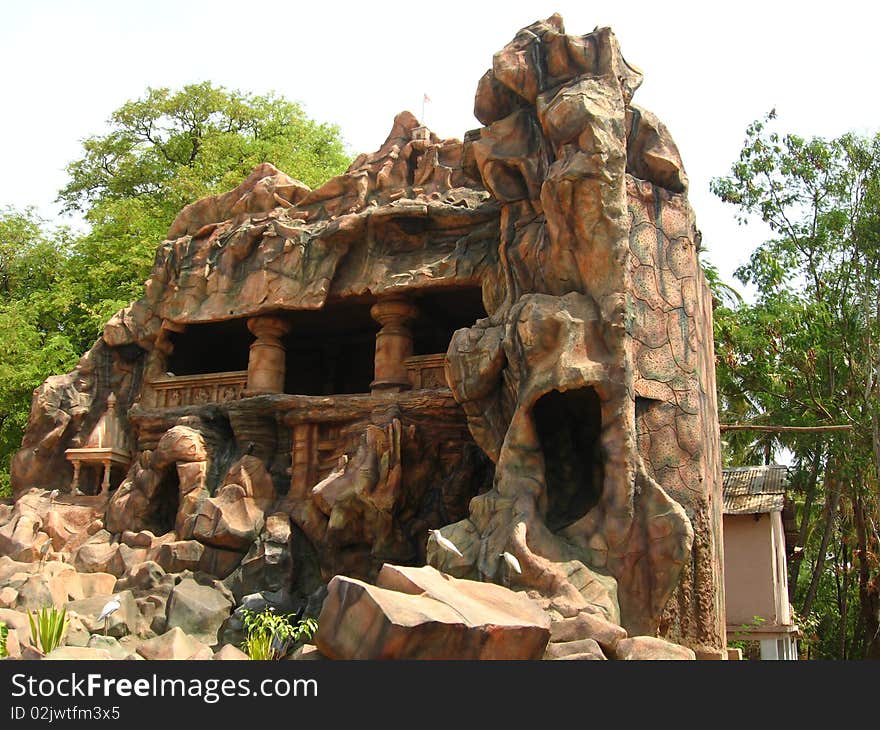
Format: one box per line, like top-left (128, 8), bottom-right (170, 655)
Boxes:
top-left (1, 489), bottom-right (695, 661)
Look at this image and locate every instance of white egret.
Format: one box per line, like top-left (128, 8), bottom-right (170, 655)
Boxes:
top-left (98, 595), bottom-right (121, 636)
top-left (500, 551), bottom-right (522, 575)
top-left (427, 529), bottom-right (463, 558)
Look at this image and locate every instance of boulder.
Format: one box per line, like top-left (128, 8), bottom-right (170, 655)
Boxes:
top-left (544, 638), bottom-right (607, 659)
top-left (315, 564), bottom-right (550, 660)
top-left (78, 572), bottom-right (117, 599)
top-left (86, 634), bottom-right (131, 659)
top-left (213, 643), bottom-right (249, 660)
top-left (136, 627), bottom-right (211, 660)
top-left (122, 530), bottom-right (155, 548)
top-left (611, 636), bottom-right (696, 660)
top-left (13, 574), bottom-right (56, 612)
top-left (115, 561), bottom-right (169, 593)
top-left (165, 578), bottom-right (233, 646)
top-left (73, 539), bottom-right (119, 574)
top-left (44, 646), bottom-right (113, 660)
top-left (0, 608), bottom-right (34, 648)
top-left (190, 485), bottom-right (264, 551)
top-left (222, 456), bottom-right (276, 509)
top-left (46, 570), bottom-right (84, 605)
top-left (63, 613), bottom-right (91, 647)
top-left (155, 540), bottom-right (204, 573)
top-left (0, 586), bottom-right (18, 608)
top-left (549, 610), bottom-right (627, 653)
top-left (109, 544), bottom-right (149, 576)
top-left (65, 590), bottom-right (140, 638)
top-left (0, 513), bottom-right (41, 561)
top-left (289, 644), bottom-right (324, 661)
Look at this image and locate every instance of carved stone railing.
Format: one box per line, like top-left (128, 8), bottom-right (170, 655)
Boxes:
top-left (149, 371), bottom-right (248, 408)
top-left (405, 354), bottom-right (448, 390)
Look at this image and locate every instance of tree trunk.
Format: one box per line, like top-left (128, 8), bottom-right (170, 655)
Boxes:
top-left (853, 491), bottom-right (880, 658)
top-left (790, 450), bottom-right (822, 601)
top-left (802, 469), bottom-right (842, 620)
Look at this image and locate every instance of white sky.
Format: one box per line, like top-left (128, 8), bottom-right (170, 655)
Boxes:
top-left (1, 0), bottom-right (878, 289)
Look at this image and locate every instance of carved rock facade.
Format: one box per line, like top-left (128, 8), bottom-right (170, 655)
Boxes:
top-left (6, 15), bottom-right (724, 654)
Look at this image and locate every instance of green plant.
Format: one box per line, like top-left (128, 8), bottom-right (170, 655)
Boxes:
top-left (240, 607), bottom-right (317, 661)
top-left (0, 620), bottom-right (8, 658)
top-left (727, 616), bottom-right (768, 659)
top-left (27, 606), bottom-right (68, 654)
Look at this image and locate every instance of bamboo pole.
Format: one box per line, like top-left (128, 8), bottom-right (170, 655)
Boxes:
top-left (719, 424), bottom-right (853, 433)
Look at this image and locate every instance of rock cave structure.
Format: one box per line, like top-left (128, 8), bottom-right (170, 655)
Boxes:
top-left (3, 15), bottom-right (725, 659)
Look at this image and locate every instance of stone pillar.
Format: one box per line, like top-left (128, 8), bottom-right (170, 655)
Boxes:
top-left (246, 316), bottom-right (290, 394)
top-left (370, 295), bottom-right (418, 393)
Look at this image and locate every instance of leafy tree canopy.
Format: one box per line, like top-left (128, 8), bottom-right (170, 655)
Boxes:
top-left (712, 112), bottom-right (880, 658)
top-left (0, 84), bottom-right (351, 496)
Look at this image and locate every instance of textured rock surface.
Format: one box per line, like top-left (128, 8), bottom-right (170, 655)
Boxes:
top-left (65, 591), bottom-right (141, 638)
top-left (136, 627), bottom-right (212, 660)
top-left (213, 643), bottom-right (249, 660)
top-left (315, 564), bottom-right (550, 659)
top-left (6, 13), bottom-right (723, 657)
top-left (165, 577), bottom-right (233, 645)
top-left (611, 635), bottom-right (697, 660)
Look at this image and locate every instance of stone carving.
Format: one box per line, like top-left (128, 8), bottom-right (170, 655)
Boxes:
top-left (4, 14), bottom-right (724, 657)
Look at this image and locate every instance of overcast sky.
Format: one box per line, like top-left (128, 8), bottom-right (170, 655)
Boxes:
top-left (2, 0), bottom-right (878, 289)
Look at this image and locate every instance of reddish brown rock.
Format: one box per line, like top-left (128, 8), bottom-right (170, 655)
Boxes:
top-left (65, 591), bottom-right (141, 638)
top-left (316, 565), bottom-right (550, 660)
top-left (549, 610), bottom-right (628, 653)
top-left (611, 636), bottom-right (696, 660)
top-left (8, 14), bottom-right (725, 657)
top-left (545, 638), bottom-right (606, 660)
top-left (213, 643), bottom-right (249, 660)
top-left (136, 627), bottom-right (211, 660)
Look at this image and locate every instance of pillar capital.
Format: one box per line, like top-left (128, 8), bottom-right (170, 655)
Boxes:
top-left (370, 296), bottom-right (419, 329)
top-left (247, 315), bottom-right (290, 341)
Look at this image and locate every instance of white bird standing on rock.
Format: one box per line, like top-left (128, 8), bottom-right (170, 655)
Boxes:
top-left (427, 529), bottom-right (463, 558)
top-left (98, 595), bottom-right (121, 636)
top-left (500, 551), bottom-right (522, 575)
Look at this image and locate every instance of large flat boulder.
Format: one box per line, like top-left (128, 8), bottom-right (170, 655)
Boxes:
top-left (611, 636), bottom-right (696, 660)
top-left (136, 627), bottom-right (211, 660)
top-left (165, 578), bottom-right (233, 646)
top-left (44, 646), bottom-right (113, 660)
top-left (65, 590), bottom-right (141, 638)
top-left (315, 564), bottom-right (550, 660)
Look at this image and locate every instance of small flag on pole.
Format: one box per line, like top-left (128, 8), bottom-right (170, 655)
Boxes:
top-left (422, 93), bottom-right (431, 125)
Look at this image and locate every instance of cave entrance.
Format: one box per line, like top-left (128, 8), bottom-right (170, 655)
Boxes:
top-left (410, 286), bottom-right (487, 356)
top-left (167, 319), bottom-right (251, 375)
top-left (153, 465), bottom-right (181, 535)
top-left (282, 297), bottom-right (379, 395)
top-left (534, 387), bottom-right (604, 532)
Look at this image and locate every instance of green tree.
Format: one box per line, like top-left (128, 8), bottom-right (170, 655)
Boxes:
top-left (56, 82), bottom-right (351, 347)
top-left (712, 112), bottom-right (880, 658)
top-left (0, 208), bottom-right (80, 496)
top-left (0, 84), bottom-right (351, 497)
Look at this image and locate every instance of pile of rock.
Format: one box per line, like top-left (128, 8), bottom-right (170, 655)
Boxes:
top-left (0, 554), bottom-right (247, 660)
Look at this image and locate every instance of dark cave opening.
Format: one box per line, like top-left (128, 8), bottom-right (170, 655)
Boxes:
top-left (534, 387), bottom-right (605, 532)
top-left (167, 319), bottom-right (251, 376)
top-left (153, 466), bottom-right (181, 535)
top-left (411, 286), bottom-right (487, 356)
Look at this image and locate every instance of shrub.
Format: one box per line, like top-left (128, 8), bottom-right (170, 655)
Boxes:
top-left (240, 607), bottom-right (317, 660)
top-left (28, 607), bottom-right (68, 654)
top-left (0, 621), bottom-right (8, 658)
